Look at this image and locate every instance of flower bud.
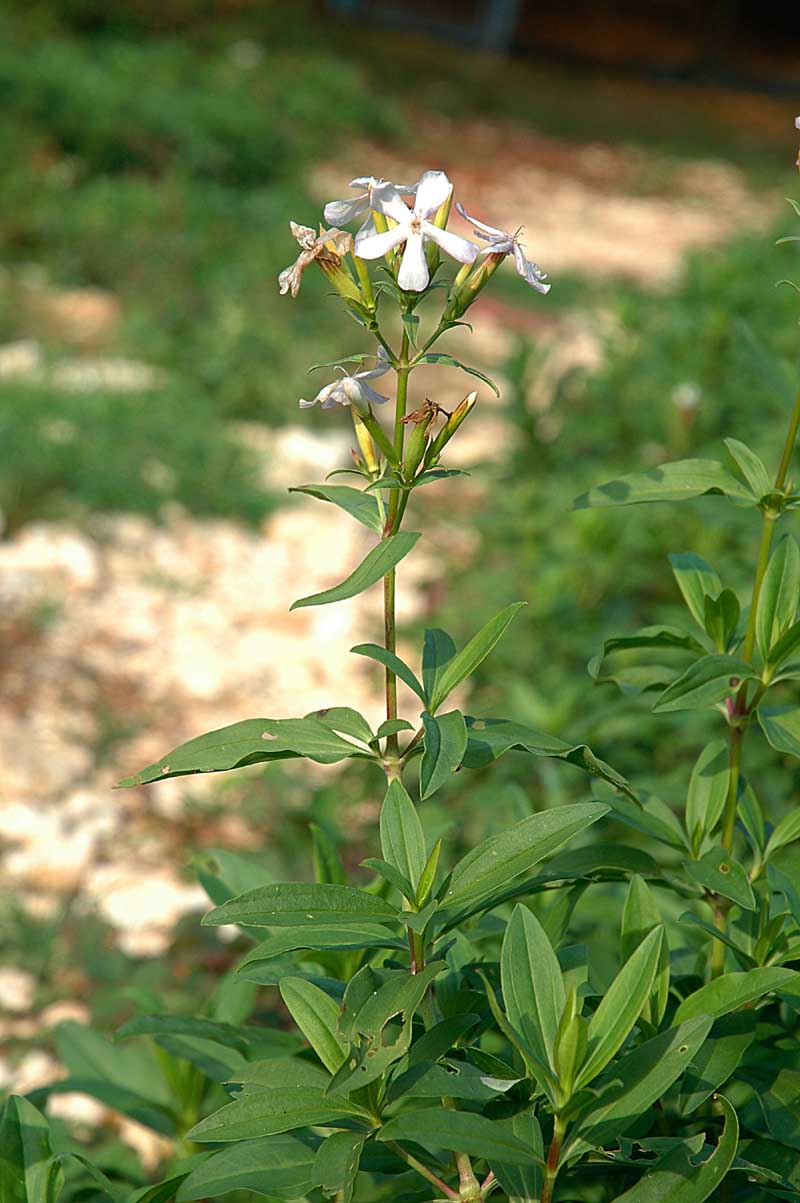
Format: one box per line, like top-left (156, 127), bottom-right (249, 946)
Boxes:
top-left (403, 415), bottom-right (431, 479)
top-left (317, 256), bottom-right (363, 304)
top-left (445, 251), bottom-right (504, 319)
top-left (352, 410), bottom-right (380, 475)
top-left (553, 986), bottom-right (587, 1097)
top-left (424, 392), bottom-right (476, 466)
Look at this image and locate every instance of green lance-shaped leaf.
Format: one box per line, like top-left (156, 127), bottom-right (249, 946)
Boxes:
top-left (115, 1014), bottom-right (250, 1081)
top-left (427, 603), bottom-right (526, 712)
top-left (289, 484), bottom-right (383, 534)
top-left (575, 926), bottom-right (664, 1089)
top-left (312, 1131), bottom-right (365, 1203)
top-left (414, 351), bottom-right (501, 395)
top-left (765, 808), bottom-right (800, 860)
top-left (187, 1087), bottom-right (370, 1143)
top-left (756, 535), bottom-right (800, 661)
top-left (0, 1096), bottom-right (64, 1203)
top-left (422, 627), bottom-right (457, 702)
top-left (678, 1012), bottom-right (756, 1115)
top-left (685, 848), bottom-right (755, 910)
top-left (674, 967), bottom-right (799, 1023)
top-left (500, 904), bottom-right (565, 1072)
top-left (280, 979), bottom-right (347, 1075)
top-left (568, 1017), bottom-right (712, 1155)
top-left (350, 644), bottom-right (427, 704)
top-left (574, 459), bottom-right (753, 510)
top-left (380, 779), bottom-right (427, 890)
top-left (703, 589), bottom-right (740, 654)
top-left (589, 625), bottom-right (707, 696)
top-left (119, 716), bottom-right (366, 787)
top-left (203, 882), bottom-right (399, 928)
top-left (291, 531), bottom-right (420, 610)
top-left (758, 706), bottom-right (800, 759)
top-left (669, 553), bottom-right (722, 630)
top-left (379, 1109), bottom-right (543, 1167)
top-left (653, 654), bottom-right (757, 713)
top-left (765, 617), bottom-right (800, 670)
top-left (238, 922), bottom-right (405, 969)
top-left (176, 1134), bottom-right (316, 1201)
top-left (462, 717), bottom-right (636, 800)
top-left (724, 437), bottom-right (773, 499)
top-left (610, 1094), bottom-right (738, 1203)
top-left (685, 740), bottom-right (729, 852)
top-left (489, 1112), bottom-right (543, 1203)
top-left (310, 706), bottom-right (374, 747)
top-left (604, 792), bottom-right (689, 851)
top-left (621, 876), bottom-right (669, 1025)
top-left (420, 709), bottom-right (467, 798)
top-left (444, 801), bottom-right (609, 908)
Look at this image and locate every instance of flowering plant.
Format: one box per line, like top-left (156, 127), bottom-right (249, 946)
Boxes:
top-left (3, 153), bottom-right (800, 1203)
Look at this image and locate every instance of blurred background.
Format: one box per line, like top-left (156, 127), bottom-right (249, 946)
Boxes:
top-left (1, 0), bottom-right (800, 1175)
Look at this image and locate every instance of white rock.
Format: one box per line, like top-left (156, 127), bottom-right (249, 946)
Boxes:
top-left (0, 967), bottom-right (36, 1013)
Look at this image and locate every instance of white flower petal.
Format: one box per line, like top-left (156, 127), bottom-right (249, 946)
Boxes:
top-left (358, 381), bottom-right (391, 405)
top-left (355, 224), bottom-right (409, 259)
top-left (397, 231), bottom-right (429, 291)
top-left (323, 196), bottom-right (368, 225)
top-left (298, 397), bottom-right (317, 408)
top-left (356, 349), bottom-right (392, 380)
top-left (455, 202), bottom-right (505, 240)
top-left (350, 176), bottom-right (376, 188)
top-left (423, 222), bottom-right (479, 265)
top-left (371, 181), bottom-right (414, 224)
top-left (355, 212), bottom-right (378, 239)
top-left (796, 116), bottom-right (800, 130)
top-left (414, 170), bottom-right (452, 218)
top-left (513, 243), bottom-right (550, 293)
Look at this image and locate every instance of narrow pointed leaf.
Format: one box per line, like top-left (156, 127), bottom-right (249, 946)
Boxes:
top-left (756, 535), bottom-right (800, 661)
top-left (280, 979), bottom-right (346, 1075)
top-left (501, 905), bottom-right (565, 1071)
top-left (291, 532), bottom-right (420, 610)
top-left (685, 848), bottom-right (755, 910)
top-left (444, 802), bottom-right (609, 907)
top-left (653, 655), bottom-right (756, 713)
top-left (0, 1096), bottom-right (63, 1203)
top-left (379, 1109), bottom-right (543, 1166)
top-left (380, 780), bottom-right (427, 890)
top-left (576, 927), bottom-right (663, 1088)
top-left (238, 923), bottom-right (404, 968)
top-left (312, 1132), bottom-right (365, 1203)
top-left (686, 741), bottom-right (729, 851)
top-left (175, 1135), bottom-right (316, 1201)
top-left (415, 351), bottom-right (500, 395)
top-left (463, 717), bottom-right (636, 800)
top-left (420, 709), bottom-right (467, 798)
top-left (289, 484), bottom-right (383, 534)
top-left (674, 967), bottom-right (799, 1023)
top-left (429, 604), bottom-right (526, 711)
top-left (203, 882), bottom-right (398, 928)
top-left (351, 644), bottom-right (427, 704)
top-left (758, 706), bottom-right (800, 759)
top-left (669, 553), bottom-right (722, 629)
top-left (724, 438), bottom-right (772, 499)
top-left (574, 460), bottom-right (753, 509)
top-left (119, 716), bottom-right (364, 786)
top-left (187, 1089), bottom-right (369, 1142)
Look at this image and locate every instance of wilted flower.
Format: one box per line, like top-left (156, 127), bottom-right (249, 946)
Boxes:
top-left (323, 177), bottom-right (417, 237)
top-left (355, 171), bottom-right (479, 292)
top-left (455, 203), bottom-right (550, 293)
top-left (278, 222), bottom-right (353, 298)
top-left (299, 348), bottom-right (391, 410)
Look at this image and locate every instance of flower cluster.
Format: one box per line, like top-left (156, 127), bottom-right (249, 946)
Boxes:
top-left (278, 167), bottom-right (550, 434)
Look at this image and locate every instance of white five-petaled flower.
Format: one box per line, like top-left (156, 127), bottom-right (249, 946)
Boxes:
top-left (278, 222), bottom-right (352, 298)
top-left (324, 176), bottom-right (418, 238)
top-left (456, 203), bottom-right (550, 294)
top-left (355, 171), bottom-right (479, 292)
top-left (299, 348), bottom-right (392, 410)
